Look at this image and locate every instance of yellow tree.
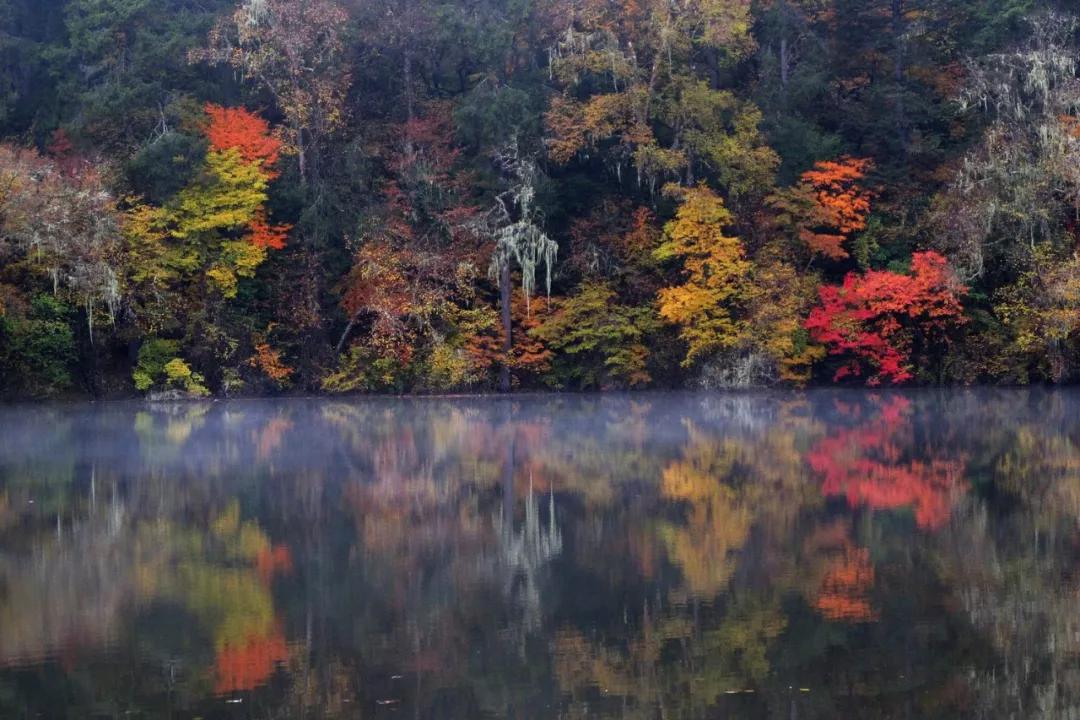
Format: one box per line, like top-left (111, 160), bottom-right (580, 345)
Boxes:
top-left (654, 185), bottom-right (751, 367)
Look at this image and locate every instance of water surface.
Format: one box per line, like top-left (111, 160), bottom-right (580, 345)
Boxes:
top-left (0, 390), bottom-right (1077, 719)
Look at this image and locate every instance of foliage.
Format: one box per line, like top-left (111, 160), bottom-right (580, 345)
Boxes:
top-left (994, 245), bottom-right (1080, 382)
top-left (806, 252), bottom-right (967, 385)
top-left (1, 0), bottom-right (1078, 396)
top-left (654, 185), bottom-right (751, 368)
top-left (0, 295), bottom-right (77, 396)
top-left (132, 337), bottom-right (180, 391)
top-left (770, 157), bottom-right (874, 261)
top-left (0, 144), bottom-right (121, 338)
top-left (534, 283), bottom-right (657, 389)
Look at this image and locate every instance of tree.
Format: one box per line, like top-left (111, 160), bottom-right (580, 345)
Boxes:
top-left (190, 0), bottom-right (350, 183)
top-left (164, 104), bottom-right (288, 299)
top-left (542, 0), bottom-right (777, 199)
top-left (478, 144), bottom-right (558, 392)
top-left (654, 185), bottom-right (751, 367)
top-left (533, 282), bottom-right (657, 389)
top-left (120, 104), bottom-right (289, 395)
top-left (994, 245), bottom-right (1080, 382)
top-left (805, 251), bottom-right (966, 385)
top-left (932, 13), bottom-right (1080, 280)
top-left (0, 144), bottom-right (121, 339)
top-left (770, 157), bottom-right (874, 261)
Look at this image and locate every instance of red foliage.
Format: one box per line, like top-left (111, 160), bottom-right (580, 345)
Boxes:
top-left (798, 157), bottom-right (874, 260)
top-left (46, 129), bottom-right (73, 158)
top-left (256, 544), bottom-right (294, 583)
top-left (805, 251), bottom-right (966, 385)
top-left (204, 103), bottom-right (283, 177)
top-left (339, 241), bottom-right (459, 365)
top-left (246, 211), bottom-right (290, 250)
top-left (808, 396), bottom-right (967, 530)
top-left (214, 628), bottom-right (289, 694)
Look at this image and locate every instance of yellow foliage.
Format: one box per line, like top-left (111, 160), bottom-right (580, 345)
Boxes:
top-left (655, 185), bottom-right (751, 366)
top-left (659, 434), bottom-right (752, 598)
top-left (207, 265), bottom-right (239, 297)
top-left (171, 148), bottom-right (268, 238)
top-left (747, 260), bottom-right (825, 384)
top-left (163, 358), bottom-right (210, 396)
top-left (995, 246), bottom-right (1080, 381)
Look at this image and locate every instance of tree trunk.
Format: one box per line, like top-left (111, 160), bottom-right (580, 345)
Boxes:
top-left (335, 313), bottom-right (359, 355)
top-left (297, 125), bottom-right (308, 185)
top-left (892, 0), bottom-right (906, 150)
top-left (780, 35), bottom-right (790, 90)
top-left (403, 47), bottom-right (414, 123)
top-left (499, 255), bottom-right (512, 393)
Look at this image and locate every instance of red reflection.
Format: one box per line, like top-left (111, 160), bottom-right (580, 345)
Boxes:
top-left (256, 544), bottom-right (293, 584)
top-left (808, 397), bottom-right (965, 529)
top-left (214, 628), bottom-right (289, 694)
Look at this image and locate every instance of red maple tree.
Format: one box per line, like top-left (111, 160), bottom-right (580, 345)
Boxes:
top-left (805, 251), bottom-right (966, 385)
top-left (245, 210), bottom-right (290, 250)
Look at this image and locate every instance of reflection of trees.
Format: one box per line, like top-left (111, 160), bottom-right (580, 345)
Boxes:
top-left (497, 475), bottom-right (562, 631)
top-left (3, 391), bottom-right (1080, 718)
top-left (809, 395), bottom-right (967, 529)
top-left (815, 543), bottom-right (877, 623)
top-left (553, 592), bottom-right (787, 719)
top-left (0, 511), bottom-right (130, 666)
top-left (936, 394), bottom-right (1080, 719)
top-left (658, 430), bottom-right (751, 599)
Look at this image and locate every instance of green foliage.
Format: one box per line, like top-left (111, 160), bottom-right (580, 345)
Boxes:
top-left (535, 283), bottom-right (658, 389)
top-left (133, 338), bottom-right (209, 396)
top-left (321, 346), bottom-right (411, 395)
top-left (163, 357), bottom-right (211, 396)
top-left (125, 131), bottom-right (207, 204)
top-left (0, 295), bottom-right (77, 397)
top-left (132, 337), bottom-right (180, 391)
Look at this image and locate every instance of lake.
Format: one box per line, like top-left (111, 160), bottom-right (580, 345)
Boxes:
top-left (0, 390), bottom-right (1077, 719)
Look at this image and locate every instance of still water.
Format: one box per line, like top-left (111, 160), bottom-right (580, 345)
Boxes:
top-left (0, 390), bottom-right (1077, 719)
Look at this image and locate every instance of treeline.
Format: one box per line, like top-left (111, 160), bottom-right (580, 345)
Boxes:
top-left (0, 0), bottom-right (1077, 398)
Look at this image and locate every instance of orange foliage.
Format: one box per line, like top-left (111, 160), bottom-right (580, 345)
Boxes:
top-left (254, 416), bottom-right (292, 459)
top-left (246, 211), bottom-right (290, 250)
top-left (512, 292), bottom-right (555, 374)
top-left (797, 157), bottom-right (874, 260)
top-left (815, 544), bottom-right (878, 622)
top-left (249, 342), bottom-right (294, 383)
top-left (214, 628), bottom-right (288, 694)
top-left (204, 103), bottom-right (283, 177)
top-left (808, 396), bottom-right (967, 529)
top-left (1061, 114), bottom-right (1080, 139)
top-left (463, 292), bottom-right (554, 379)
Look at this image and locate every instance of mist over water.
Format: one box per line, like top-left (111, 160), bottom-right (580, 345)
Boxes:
top-left (0, 390), bottom-right (1078, 719)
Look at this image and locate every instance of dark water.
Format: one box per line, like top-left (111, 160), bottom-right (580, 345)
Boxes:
top-left (0, 391), bottom-right (1077, 719)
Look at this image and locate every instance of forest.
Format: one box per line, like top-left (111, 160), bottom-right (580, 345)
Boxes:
top-left (0, 0), bottom-right (1077, 398)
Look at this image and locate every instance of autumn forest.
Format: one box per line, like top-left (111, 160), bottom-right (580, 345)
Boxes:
top-left (1, 0), bottom-right (1077, 398)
